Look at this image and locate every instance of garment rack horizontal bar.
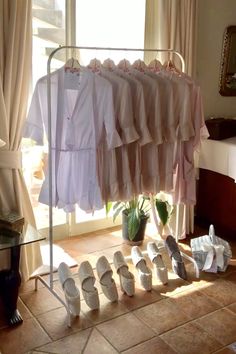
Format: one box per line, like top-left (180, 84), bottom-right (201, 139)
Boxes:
top-left (47, 45), bottom-right (185, 73)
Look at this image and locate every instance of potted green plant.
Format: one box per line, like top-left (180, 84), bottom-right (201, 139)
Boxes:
top-left (113, 196), bottom-right (150, 245)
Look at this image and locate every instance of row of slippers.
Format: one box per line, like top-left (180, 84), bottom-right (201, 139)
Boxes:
top-left (58, 241), bottom-right (173, 316)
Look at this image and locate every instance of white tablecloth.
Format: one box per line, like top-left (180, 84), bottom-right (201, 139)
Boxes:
top-left (198, 137), bottom-right (236, 182)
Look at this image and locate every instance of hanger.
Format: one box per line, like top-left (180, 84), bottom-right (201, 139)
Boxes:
top-left (163, 59), bottom-right (182, 75)
top-left (103, 58), bottom-right (116, 71)
top-left (87, 58), bottom-right (102, 73)
top-left (148, 58), bottom-right (163, 72)
top-left (117, 59), bottom-right (131, 72)
top-left (64, 57), bottom-right (81, 73)
top-left (132, 59), bottom-right (148, 72)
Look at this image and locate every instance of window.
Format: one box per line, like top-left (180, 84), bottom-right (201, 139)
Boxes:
top-left (76, 0), bottom-right (146, 63)
top-left (23, 0), bottom-right (146, 237)
top-left (32, 0), bottom-right (66, 85)
top-left (73, 0), bottom-right (146, 229)
top-left (22, 0), bottom-right (67, 232)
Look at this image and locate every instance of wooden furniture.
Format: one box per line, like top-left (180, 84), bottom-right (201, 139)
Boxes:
top-left (196, 168), bottom-right (236, 238)
top-left (0, 224), bottom-right (45, 326)
top-left (196, 137), bottom-right (236, 238)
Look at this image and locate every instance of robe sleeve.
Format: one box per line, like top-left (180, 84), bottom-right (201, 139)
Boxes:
top-left (117, 83), bottom-right (139, 144)
top-left (102, 82), bottom-right (123, 150)
top-left (178, 80), bottom-right (195, 141)
top-left (23, 81), bottom-right (45, 145)
top-left (135, 84), bottom-right (152, 146)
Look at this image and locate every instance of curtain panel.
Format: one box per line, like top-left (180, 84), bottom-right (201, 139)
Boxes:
top-left (144, 0), bottom-right (199, 239)
top-left (0, 0), bottom-right (42, 280)
top-left (144, 0), bottom-right (198, 77)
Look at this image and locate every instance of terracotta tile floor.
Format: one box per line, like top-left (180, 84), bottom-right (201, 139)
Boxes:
top-left (0, 224), bottom-right (236, 354)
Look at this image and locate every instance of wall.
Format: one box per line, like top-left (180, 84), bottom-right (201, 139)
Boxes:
top-left (197, 0), bottom-right (236, 118)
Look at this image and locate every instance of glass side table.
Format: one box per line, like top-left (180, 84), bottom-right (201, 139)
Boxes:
top-left (0, 224), bottom-right (45, 326)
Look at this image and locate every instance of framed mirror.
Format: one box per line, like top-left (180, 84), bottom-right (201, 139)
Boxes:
top-left (219, 26), bottom-right (236, 96)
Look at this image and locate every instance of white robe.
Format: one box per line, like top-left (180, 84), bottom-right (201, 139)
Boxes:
top-left (24, 68), bottom-right (122, 212)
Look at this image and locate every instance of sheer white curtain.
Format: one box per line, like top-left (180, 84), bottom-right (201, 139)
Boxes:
top-left (0, 0), bottom-right (42, 280)
top-left (144, 0), bottom-right (199, 239)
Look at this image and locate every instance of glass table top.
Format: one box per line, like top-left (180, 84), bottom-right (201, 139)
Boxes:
top-left (0, 224), bottom-right (45, 251)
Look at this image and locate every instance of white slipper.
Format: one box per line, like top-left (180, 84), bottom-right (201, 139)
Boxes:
top-left (113, 251), bottom-right (135, 296)
top-left (131, 246), bottom-right (152, 291)
top-left (58, 262), bottom-right (80, 316)
top-left (96, 256), bottom-right (118, 302)
top-left (147, 242), bottom-right (168, 285)
top-left (78, 261), bottom-right (99, 310)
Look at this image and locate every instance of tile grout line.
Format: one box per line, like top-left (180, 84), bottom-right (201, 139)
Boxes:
top-left (33, 298), bottom-right (236, 351)
top-left (159, 320), bottom-right (225, 354)
top-left (81, 327), bottom-right (94, 354)
top-left (130, 295), bottom-right (236, 348)
top-left (197, 284), bottom-right (236, 309)
top-left (95, 325), bottom-right (120, 353)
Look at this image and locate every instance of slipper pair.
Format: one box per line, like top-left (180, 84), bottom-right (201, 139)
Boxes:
top-left (147, 242), bottom-right (168, 285)
top-left (131, 243), bottom-right (168, 291)
top-left (165, 235), bottom-right (187, 280)
top-left (113, 251), bottom-right (135, 296)
top-left (131, 246), bottom-right (152, 291)
top-left (78, 261), bottom-right (100, 310)
top-left (58, 262), bottom-right (81, 316)
top-left (96, 256), bottom-right (118, 302)
top-left (79, 257), bottom-right (119, 308)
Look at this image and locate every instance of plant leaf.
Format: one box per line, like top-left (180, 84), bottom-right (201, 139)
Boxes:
top-left (142, 196), bottom-right (150, 201)
top-left (113, 205), bottom-right (124, 222)
top-left (127, 209), bottom-right (140, 240)
top-left (105, 202), bottom-right (113, 216)
top-left (113, 201), bottom-right (122, 210)
top-left (155, 199), bottom-right (169, 226)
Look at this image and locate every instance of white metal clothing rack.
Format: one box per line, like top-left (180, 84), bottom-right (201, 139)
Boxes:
top-left (35, 45), bottom-right (198, 327)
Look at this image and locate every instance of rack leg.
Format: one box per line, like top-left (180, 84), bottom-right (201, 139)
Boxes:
top-left (34, 276), bottom-right (38, 291)
top-left (36, 275), bottom-right (73, 327)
